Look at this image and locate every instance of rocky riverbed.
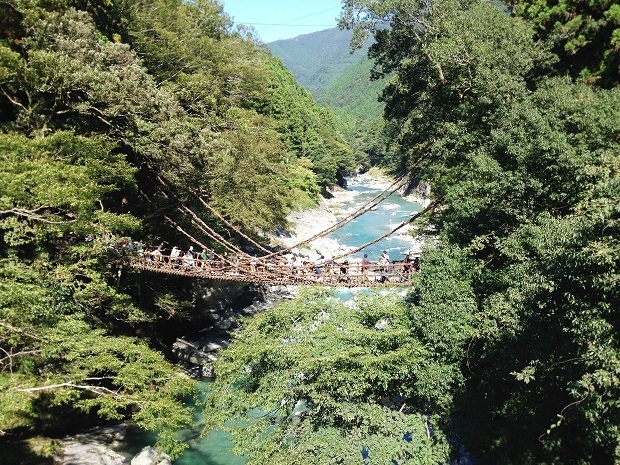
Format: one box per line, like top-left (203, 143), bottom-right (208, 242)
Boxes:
top-left (48, 424), bottom-right (171, 465)
top-left (172, 284), bottom-right (299, 379)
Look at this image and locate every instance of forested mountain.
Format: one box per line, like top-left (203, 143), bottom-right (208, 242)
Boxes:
top-left (0, 0), bottom-right (354, 457)
top-left (268, 28), bottom-right (390, 169)
top-left (321, 55), bottom-right (384, 119)
top-left (267, 27), bottom-right (370, 101)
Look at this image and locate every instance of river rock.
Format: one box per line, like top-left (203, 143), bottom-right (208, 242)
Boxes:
top-left (214, 309), bottom-right (240, 330)
top-left (172, 338), bottom-right (219, 365)
top-left (401, 178), bottom-right (432, 207)
top-left (131, 446), bottom-right (171, 465)
top-left (189, 281), bottom-right (264, 324)
top-left (172, 285), bottom-right (298, 377)
top-left (202, 364), bottom-right (216, 378)
top-left (56, 425), bottom-right (129, 465)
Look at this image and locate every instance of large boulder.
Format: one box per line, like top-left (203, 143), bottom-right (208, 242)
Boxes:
top-left (57, 425), bottom-right (128, 465)
top-left (173, 284), bottom-right (298, 377)
top-left (131, 446), bottom-right (171, 465)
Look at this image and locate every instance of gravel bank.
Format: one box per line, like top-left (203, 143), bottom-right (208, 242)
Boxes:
top-left (276, 174), bottom-right (428, 259)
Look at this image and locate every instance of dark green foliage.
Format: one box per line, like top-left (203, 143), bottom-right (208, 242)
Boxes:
top-left (0, 0), bottom-right (349, 235)
top-left (204, 288), bottom-right (453, 464)
top-left (2, 0), bottom-right (617, 463)
top-left (507, 0), bottom-right (620, 87)
top-left (0, 131), bottom-right (194, 456)
top-left (321, 55), bottom-right (385, 120)
top-left (268, 27), bottom-right (390, 171)
top-left (263, 57), bottom-right (355, 187)
top-left (321, 56), bottom-right (393, 169)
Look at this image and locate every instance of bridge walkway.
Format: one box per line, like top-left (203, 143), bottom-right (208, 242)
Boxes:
top-left (132, 256), bottom-right (416, 287)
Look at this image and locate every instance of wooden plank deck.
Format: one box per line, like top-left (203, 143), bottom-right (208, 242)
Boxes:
top-left (131, 256), bottom-right (416, 287)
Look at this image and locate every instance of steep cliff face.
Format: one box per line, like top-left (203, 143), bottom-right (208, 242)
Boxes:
top-left (171, 283), bottom-right (298, 378)
top-left (190, 281), bottom-right (263, 323)
top-left (401, 179), bottom-right (432, 207)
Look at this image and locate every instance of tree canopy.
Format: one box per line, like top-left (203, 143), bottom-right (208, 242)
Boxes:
top-left (1, 0), bottom-right (618, 463)
top-left (339, 0), bottom-right (619, 462)
top-left (204, 288), bottom-right (458, 464)
top-left (507, 0), bottom-right (620, 86)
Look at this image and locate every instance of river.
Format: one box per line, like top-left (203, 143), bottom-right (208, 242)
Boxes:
top-left (330, 176), bottom-right (422, 261)
top-left (120, 177), bottom-right (423, 464)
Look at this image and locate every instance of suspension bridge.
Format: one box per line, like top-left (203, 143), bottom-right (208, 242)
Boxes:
top-left (132, 254), bottom-right (417, 287)
top-left (134, 164), bottom-right (439, 288)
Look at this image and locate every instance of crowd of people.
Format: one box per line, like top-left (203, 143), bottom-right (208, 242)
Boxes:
top-left (134, 242), bottom-right (420, 284)
top-left (144, 243), bottom-right (227, 269)
top-left (64, 232), bottom-right (421, 284)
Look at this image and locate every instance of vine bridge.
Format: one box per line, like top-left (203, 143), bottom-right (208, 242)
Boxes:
top-left (133, 255), bottom-right (416, 287)
top-left (135, 165), bottom-right (439, 288)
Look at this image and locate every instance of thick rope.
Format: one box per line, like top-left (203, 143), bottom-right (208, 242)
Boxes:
top-left (192, 192), bottom-right (273, 254)
top-left (179, 205), bottom-right (244, 255)
top-left (330, 196), bottom-right (444, 261)
top-left (145, 156), bottom-right (436, 265)
top-left (163, 215), bottom-right (241, 267)
top-left (144, 165), bottom-right (251, 258)
top-left (265, 154), bottom-right (431, 257)
top-left (264, 173), bottom-right (410, 258)
top-left (164, 215), bottom-right (211, 251)
top-left (187, 174), bottom-right (409, 259)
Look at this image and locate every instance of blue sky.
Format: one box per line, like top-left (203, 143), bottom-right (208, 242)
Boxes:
top-left (221, 0), bottom-right (344, 43)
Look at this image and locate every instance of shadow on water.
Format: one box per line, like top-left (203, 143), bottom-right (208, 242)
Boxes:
top-left (122, 428), bottom-right (244, 465)
top-left (119, 381), bottom-right (246, 465)
top-left (173, 430), bottom-right (245, 465)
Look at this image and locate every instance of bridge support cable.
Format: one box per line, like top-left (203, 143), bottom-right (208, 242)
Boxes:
top-left (178, 205), bottom-right (244, 256)
top-left (142, 164), bottom-right (256, 260)
top-left (330, 196), bottom-right (444, 262)
top-left (142, 154), bottom-right (435, 267)
top-left (264, 154), bottom-right (431, 258)
top-left (163, 215), bottom-right (211, 252)
top-left (264, 173), bottom-right (410, 258)
top-left (138, 197), bottom-right (443, 288)
top-left (163, 215), bottom-right (255, 270)
top-left (191, 191), bottom-right (273, 255)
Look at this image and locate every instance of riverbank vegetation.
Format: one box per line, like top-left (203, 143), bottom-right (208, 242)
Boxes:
top-left (1, 0), bottom-right (618, 463)
top-left (204, 0), bottom-right (619, 464)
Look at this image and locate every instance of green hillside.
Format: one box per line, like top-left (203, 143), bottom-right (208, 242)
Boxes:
top-left (321, 55), bottom-right (386, 119)
top-left (269, 28), bottom-right (391, 168)
top-left (267, 28), bottom-right (370, 100)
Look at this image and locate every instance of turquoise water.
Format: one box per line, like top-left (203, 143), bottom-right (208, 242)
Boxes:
top-left (119, 382), bottom-right (246, 464)
top-left (331, 181), bottom-right (421, 301)
top-left (121, 180), bottom-right (421, 463)
top-left (174, 430), bottom-right (245, 465)
top-left (172, 385), bottom-right (247, 465)
top-left (331, 181), bottom-right (422, 262)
